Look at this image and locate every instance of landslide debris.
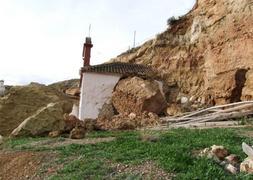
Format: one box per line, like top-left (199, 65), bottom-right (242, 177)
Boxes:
top-left (11, 102), bottom-right (72, 137)
top-left (0, 83), bottom-right (73, 136)
top-left (112, 77), bottom-right (167, 115)
top-left (96, 111), bottom-right (159, 130)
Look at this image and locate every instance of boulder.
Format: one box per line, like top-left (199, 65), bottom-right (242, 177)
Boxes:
top-left (69, 126), bottom-right (86, 139)
top-left (112, 77), bottom-right (167, 115)
top-left (240, 157), bottom-right (253, 173)
top-left (48, 130), bottom-right (62, 138)
top-left (11, 102), bottom-right (71, 137)
top-left (64, 114), bottom-right (82, 132)
top-left (165, 104), bottom-right (182, 116)
top-left (225, 154), bottom-right (240, 166)
top-left (0, 83), bottom-right (73, 136)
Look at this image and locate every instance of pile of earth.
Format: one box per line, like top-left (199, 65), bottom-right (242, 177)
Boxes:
top-left (0, 82), bottom-right (74, 136)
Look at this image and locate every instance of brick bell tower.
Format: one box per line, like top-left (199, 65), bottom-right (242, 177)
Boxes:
top-left (80, 37), bottom-right (93, 87)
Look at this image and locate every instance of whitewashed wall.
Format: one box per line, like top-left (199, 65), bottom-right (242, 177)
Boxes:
top-left (79, 72), bottom-right (121, 120)
top-left (0, 81), bottom-right (5, 96)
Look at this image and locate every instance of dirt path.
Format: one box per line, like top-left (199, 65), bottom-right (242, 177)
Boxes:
top-left (23, 137), bottom-right (116, 149)
top-left (0, 151), bottom-right (57, 180)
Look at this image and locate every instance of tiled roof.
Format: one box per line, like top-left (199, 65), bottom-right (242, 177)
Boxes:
top-left (81, 62), bottom-right (157, 78)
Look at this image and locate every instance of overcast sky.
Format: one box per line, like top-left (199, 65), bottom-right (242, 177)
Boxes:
top-left (0, 0), bottom-right (195, 85)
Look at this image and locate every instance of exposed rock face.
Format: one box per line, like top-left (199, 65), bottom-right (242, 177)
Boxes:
top-left (11, 102), bottom-right (71, 137)
top-left (112, 77), bottom-right (167, 115)
top-left (110, 0), bottom-right (253, 105)
top-left (0, 83), bottom-right (73, 136)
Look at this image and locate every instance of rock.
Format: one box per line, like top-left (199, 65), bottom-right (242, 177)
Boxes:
top-left (0, 135), bottom-right (3, 145)
top-left (225, 154), bottom-right (240, 166)
top-left (240, 157), bottom-right (253, 173)
top-left (210, 145), bottom-right (229, 161)
top-left (98, 102), bottom-right (115, 120)
top-left (11, 102), bottom-right (70, 137)
top-left (83, 118), bottom-right (96, 131)
top-left (199, 148), bottom-right (211, 157)
top-left (112, 77), bottom-right (167, 115)
top-left (48, 131), bottom-right (61, 138)
top-left (65, 87), bottom-right (80, 96)
top-left (0, 83), bottom-right (73, 136)
top-left (165, 103), bottom-right (182, 116)
top-left (69, 126), bottom-right (86, 139)
top-left (242, 142), bottom-right (253, 158)
top-left (241, 70), bottom-right (253, 101)
top-left (225, 163), bottom-right (238, 174)
top-left (180, 97), bottom-right (188, 104)
top-left (128, 112), bottom-right (137, 119)
top-left (48, 130), bottom-right (62, 138)
top-left (64, 114), bottom-right (82, 132)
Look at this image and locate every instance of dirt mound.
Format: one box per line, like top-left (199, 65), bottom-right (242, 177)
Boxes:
top-left (0, 151), bottom-right (56, 180)
top-left (0, 83), bottom-right (73, 136)
top-left (96, 112), bottom-right (160, 130)
top-left (110, 0), bottom-right (253, 105)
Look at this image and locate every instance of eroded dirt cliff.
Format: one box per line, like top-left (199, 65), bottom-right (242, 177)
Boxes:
top-left (110, 0), bottom-right (253, 105)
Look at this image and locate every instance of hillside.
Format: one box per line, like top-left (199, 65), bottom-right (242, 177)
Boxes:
top-left (110, 0), bottom-right (253, 105)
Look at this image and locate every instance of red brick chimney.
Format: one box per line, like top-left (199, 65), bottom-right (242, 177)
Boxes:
top-left (82, 37), bottom-right (93, 66)
top-left (79, 37), bottom-right (93, 87)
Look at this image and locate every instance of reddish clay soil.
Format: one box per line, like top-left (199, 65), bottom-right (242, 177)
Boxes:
top-left (0, 151), bottom-right (56, 180)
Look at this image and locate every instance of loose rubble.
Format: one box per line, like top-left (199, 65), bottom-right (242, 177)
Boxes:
top-left (199, 145), bottom-right (239, 174)
top-left (199, 142), bottom-right (253, 175)
top-left (96, 111), bottom-right (159, 130)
